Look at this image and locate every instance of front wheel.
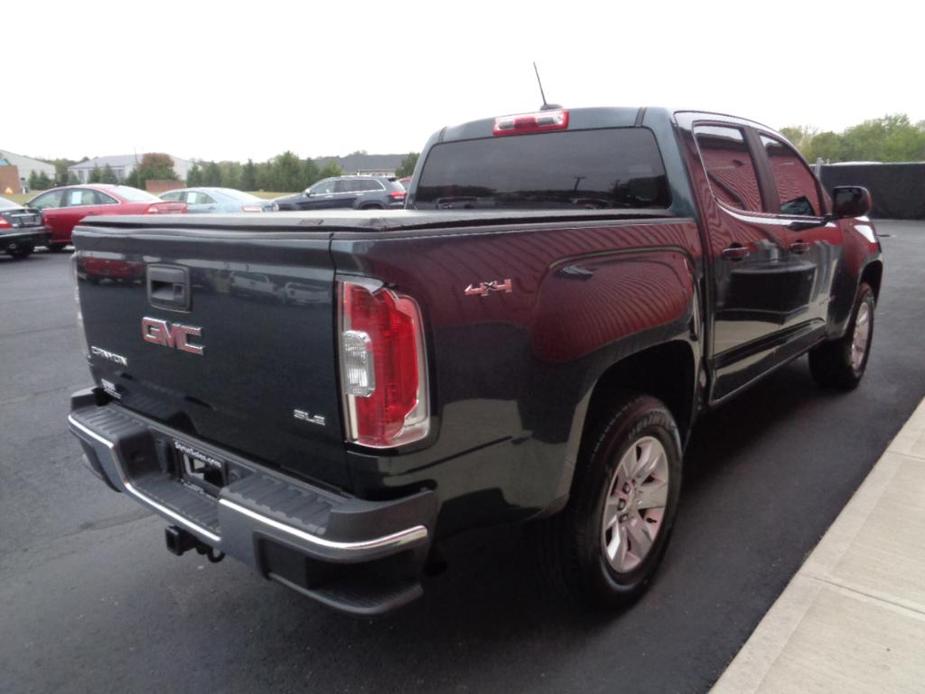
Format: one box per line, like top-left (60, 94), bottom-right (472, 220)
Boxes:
top-left (536, 393), bottom-right (682, 609)
top-left (9, 243), bottom-right (35, 259)
top-left (809, 282), bottom-right (875, 390)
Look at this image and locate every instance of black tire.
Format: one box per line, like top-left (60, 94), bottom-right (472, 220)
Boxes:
top-left (360, 204), bottom-right (384, 210)
top-left (535, 392), bottom-right (683, 609)
top-left (47, 243), bottom-right (67, 253)
top-left (809, 282), bottom-right (875, 390)
top-left (9, 244), bottom-right (35, 259)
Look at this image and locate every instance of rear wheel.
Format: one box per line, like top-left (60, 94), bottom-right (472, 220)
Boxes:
top-left (536, 393), bottom-right (682, 609)
top-left (809, 282), bottom-right (875, 390)
top-left (8, 244), bottom-right (35, 259)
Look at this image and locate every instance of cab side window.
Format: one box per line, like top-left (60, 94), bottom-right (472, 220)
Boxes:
top-left (694, 125), bottom-right (763, 212)
top-left (761, 135), bottom-right (822, 217)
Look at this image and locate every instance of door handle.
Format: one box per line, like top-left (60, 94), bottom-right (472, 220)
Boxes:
top-left (147, 264), bottom-right (191, 311)
top-left (790, 241), bottom-right (811, 255)
top-left (722, 245), bottom-right (750, 261)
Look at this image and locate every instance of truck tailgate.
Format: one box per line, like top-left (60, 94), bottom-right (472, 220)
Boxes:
top-left (73, 222), bottom-right (348, 488)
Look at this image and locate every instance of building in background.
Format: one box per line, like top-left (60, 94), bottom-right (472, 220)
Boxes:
top-left (317, 153), bottom-right (404, 177)
top-left (0, 150), bottom-right (56, 192)
top-left (69, 154), bottom-right (193, 184)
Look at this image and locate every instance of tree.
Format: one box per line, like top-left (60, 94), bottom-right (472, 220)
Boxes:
top-left (241, 159), bottom-right (258, 191)
top-left (35, 172), bottom-right (53, 190)
top-left (52, 159), bottom-right (77, 186)
top-left (269, 151), bottom-right (304, 192)
top-left (127, 153), bottom-right (178, 190)
top-left (28, 171), bottom-right (39, 191)
top-left (88, 165), bottom-right (103, 183)
top-left (67, 171), bottom-right (80, 185)
top-left (100, 164), bottom-right (118, 184)
top-left (218, 161), bottom-right (243, 189)
top-left (395, 152), bottom-right (419, 178)
top-left (301, 158), bottom-right (320, 188)
top-left (204, 161), bottom-right (222, 187)
top-left (187, 163), bottom-right (203, 187)
top-left (125, 169), bottom-right (141, 188)
top-left (781, 114), bottom-right (925, 164)
top-left (317, 161), bottom-right (343, 181)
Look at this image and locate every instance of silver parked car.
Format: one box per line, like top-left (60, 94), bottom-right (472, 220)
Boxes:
top-left (160, 187), bottom-right (277, 213)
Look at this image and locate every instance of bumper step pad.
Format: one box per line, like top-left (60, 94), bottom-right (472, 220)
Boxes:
top-left (68, 394), bottom-right (437, 614)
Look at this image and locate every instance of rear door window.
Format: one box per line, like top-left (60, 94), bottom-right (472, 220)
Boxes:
top-left (65, 189), bottom-right (97, 206)
top-left (310, 179), bottom-right (335, 195)
top-left (760, 135), bottom-right (822, 217)
top-left (694, 126), bottom-right (763, 212)
top-left (414, 128), bottom-right (670, 210)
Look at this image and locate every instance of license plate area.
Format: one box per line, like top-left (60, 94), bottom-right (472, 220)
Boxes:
top-left (181, 451), bottom-right (226, 493)
top-left (173, 440), bottom-right (229, 497)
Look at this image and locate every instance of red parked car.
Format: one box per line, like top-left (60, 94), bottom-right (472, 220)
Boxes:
top-left (27, 184), bottom-right (187, 252)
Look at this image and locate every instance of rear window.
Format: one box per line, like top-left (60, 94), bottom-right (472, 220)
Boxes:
top-left (413, 128), bottom-right (670, 210)
top-left (113, 186), bottom-right (160, 202)
top-left (218, 189), bottom-right (261, 202)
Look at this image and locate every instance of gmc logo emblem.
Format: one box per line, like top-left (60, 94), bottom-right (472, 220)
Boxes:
top-left (141, 317), bottom-right (204, 356)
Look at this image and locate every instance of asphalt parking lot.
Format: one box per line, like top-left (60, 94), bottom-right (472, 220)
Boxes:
top-left (2, 220), bottom-right (923, 694)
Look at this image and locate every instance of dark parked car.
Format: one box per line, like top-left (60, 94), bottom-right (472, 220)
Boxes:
top-left (0, 196), bottom-right (48, 259)
top-left (68, 106), bottom-right (882, 615)
top-left (274, 175), bottom-right (406, 211)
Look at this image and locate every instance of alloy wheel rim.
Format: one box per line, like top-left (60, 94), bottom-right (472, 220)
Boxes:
top-left (851, 302), bottom-right (871, 371)
top-left (600, 436), bottom-right (669, 574)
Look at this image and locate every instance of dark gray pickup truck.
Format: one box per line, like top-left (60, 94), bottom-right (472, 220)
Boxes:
top-left (68, 107), bottom-right (882, 615)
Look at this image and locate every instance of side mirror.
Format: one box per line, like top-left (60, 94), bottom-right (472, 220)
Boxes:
top-left (832, 186), bottom-right (872, 218)
top-left (304, 189), bottom-right (312, 197)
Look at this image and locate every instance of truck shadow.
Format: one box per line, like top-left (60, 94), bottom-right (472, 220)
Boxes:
top-left (272, 357), bottom-right (847, 687)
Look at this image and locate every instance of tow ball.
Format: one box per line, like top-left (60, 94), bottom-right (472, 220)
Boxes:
top-left (164, 525), bottom-right (225, 563)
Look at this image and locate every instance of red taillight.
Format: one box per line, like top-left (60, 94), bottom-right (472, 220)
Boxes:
top-left (339, 279), bottom-right (429, 448)
top-left (0, 217), bottom-right (10, 229)
top-left (389, 190), bottom-right (406, 200)
top-left (493, 109), bottom-right (569, 136)
top-left (146, 205), bottom-right (161, 214)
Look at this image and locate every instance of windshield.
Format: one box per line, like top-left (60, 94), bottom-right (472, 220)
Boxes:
top-left (0, 197), bottom-right (19, 210)
top-left (112, 186), bottom-right (160, 202)
top-left (413, 128), bottom-right (670, 210)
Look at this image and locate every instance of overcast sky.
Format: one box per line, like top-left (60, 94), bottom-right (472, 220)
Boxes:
top-left (7, 0), bottom-right (920, 163)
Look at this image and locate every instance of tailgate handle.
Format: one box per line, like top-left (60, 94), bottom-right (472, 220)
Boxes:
top-left (147, 265), bottom-right (191, 311)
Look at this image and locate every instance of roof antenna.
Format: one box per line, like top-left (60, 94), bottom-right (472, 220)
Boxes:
top-left (533, 62), bottom-right (561, 111)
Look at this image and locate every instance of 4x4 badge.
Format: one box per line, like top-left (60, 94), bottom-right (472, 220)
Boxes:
top-left (464, 278), bottom-right (513, 297)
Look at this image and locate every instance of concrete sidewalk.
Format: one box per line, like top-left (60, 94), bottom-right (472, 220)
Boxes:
top-left (714, 397), bottom-right (925, 693)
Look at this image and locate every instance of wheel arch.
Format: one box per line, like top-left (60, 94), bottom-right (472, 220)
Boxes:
top-left (860, 259), bottom-right (883, 301)
top-left (550, 338), bottom-right (699, 511)
top-left (583, 340), bottom-right (697, 444)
